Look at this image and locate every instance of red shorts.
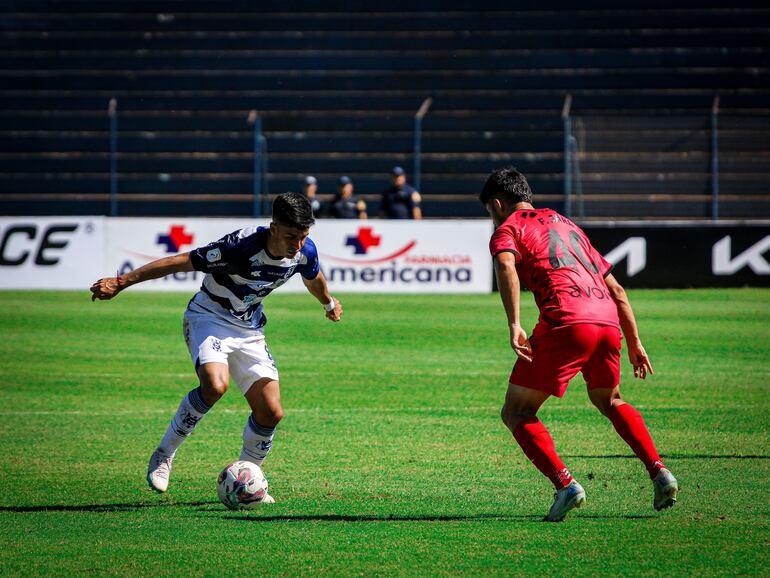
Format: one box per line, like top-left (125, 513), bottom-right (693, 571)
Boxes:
top-left (509, 323), bottom-right (622, 398)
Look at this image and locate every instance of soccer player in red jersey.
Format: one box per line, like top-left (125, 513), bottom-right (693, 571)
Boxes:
top-left (481, 167), bottom-right (678, 521)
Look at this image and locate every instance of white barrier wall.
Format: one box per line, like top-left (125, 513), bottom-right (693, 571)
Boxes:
top-left (107, 217), bottom-right (271, 292)
top-left (1, 217), bottom-right (494, 293)
top-left (0, 217), bottom-right (105, 289)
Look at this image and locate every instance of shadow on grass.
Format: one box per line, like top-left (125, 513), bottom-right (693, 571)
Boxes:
top-left (563, 454), bottom-right (769, 460)
top-left (224, 512), bottom-right (653, 522)
top-left (0, 505), bottom-right (656, 522)
top-left (0, 500), bottom-right (219, 513)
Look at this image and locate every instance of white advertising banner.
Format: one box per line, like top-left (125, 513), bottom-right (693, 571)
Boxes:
top-left (0, 216), bottom-right (105, 289)
top-left (106, 217), bottom-right (271, 292)
top-left (310, 220), bottom-right (494, 293)
top-left (108, 218), bottom-right (493, 293)
top-left (1, 217), bottom-right (494, 293)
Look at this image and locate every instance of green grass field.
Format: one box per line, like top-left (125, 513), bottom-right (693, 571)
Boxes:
top-left (0, 289), bottom-right (768, 576)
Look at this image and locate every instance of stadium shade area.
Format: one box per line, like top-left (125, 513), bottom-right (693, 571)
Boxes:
top-left (0, 1), bottom-right (768, 219)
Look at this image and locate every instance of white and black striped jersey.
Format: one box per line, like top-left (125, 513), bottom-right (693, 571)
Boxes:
top-left (187, 226), bottom-right (319, 328)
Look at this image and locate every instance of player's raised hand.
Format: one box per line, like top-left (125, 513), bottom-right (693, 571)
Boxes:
top-left (325, 298), bottom-right (343, 322)
top-left (510, 324), bottom-right (533, 362)
top-left (627, 340), bottom-right (653, 379)
top-left (90, 275), bottom-right (127, 301)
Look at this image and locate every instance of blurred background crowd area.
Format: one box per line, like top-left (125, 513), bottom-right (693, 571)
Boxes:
top-left (0, 1), bottom-right (768, 221)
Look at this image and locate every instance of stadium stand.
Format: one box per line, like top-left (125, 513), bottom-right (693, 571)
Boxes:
top-left (0, 1), bottom-right (768, 218)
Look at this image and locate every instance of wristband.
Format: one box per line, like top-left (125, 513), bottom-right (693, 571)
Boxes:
top-left (324, 299), bottom-right (336, 312)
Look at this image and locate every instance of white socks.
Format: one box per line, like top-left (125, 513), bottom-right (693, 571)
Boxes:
top-left (157, 386), bottom-right (211, 458)
top-left (156, 389), bottom-right (275, 467)
top-left (240, 415), bottom-right (276, 466)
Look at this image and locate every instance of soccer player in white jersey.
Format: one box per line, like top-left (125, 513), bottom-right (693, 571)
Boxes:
top-left (90, 193), bottom-right (342, 497)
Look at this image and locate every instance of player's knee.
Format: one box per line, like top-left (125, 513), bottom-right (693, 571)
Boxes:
top-left (271, 406), bottom-right (284, 424)
top-left (592, 398), bottom-right (612, 417)
top-left (258, 405), bottom-right (283, 427)
top-left (200, 379), bottom-right (229, 403)
top-left (589, 389), bottom-right (622, 417)
top-left (500, 404), bottom-right (533, 432)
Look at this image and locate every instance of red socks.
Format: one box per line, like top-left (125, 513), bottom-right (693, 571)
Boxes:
top-left (609, 403), bottom-right (665, 479)
top-left (511, 405), bottom-right (663, 489)
top-left (512, 418), bottom-right (573, 490)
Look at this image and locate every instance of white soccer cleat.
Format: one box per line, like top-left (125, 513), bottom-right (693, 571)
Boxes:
top-left (653, 468), bottom-right (678, 511)
top-left (545, 480), bottom-right (586, 522)
top-left (147, 450), bottom-right (174, 493)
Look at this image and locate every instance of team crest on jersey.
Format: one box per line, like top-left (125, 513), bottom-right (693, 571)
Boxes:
top-left (206, 248), bottom-right (222, 263)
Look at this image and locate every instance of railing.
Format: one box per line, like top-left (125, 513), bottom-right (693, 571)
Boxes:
top-left (11, 95), bottom-right (769, 220)
top-left (103, 97), bottom-right (434, 217)
top-left (413, 97), bottom-right (433, 193)
top-left (711, 95), bottom-right (720, 221)
top-left (108, 98), bottom-right (118, 217)
top-left (559, 94), bottom-right (768, 221)
top-left (561, 95), bottom-right (584, 219)
top-left (248, 110), bottom-right (269, 218)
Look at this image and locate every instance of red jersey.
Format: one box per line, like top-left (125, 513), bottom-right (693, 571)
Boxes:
top-left (489, 208), bottom-right (619, 328)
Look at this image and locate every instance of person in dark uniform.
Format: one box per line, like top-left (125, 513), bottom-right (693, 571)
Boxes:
top-left (329, 175), bottom-right (367, 219)
top-left (302, 175), bottom-right (323, 216)
top-left (380, 166), bottom-right (422, 219)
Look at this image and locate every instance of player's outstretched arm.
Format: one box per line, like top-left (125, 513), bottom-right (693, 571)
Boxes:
top-left (605, 273), bottom-right (653, 379)
top-left (90, 252), bottom-right (194, 301)
top-left (302, 270), bottom-right (342, 322)
top-left (494, 251), bottom-right (532, 362)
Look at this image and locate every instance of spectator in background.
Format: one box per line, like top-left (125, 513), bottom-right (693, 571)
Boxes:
top-left (329, 176), bottom-right (367, 219)
top-left (380, 166), bottom-right (422, 219)
top-left (302, 175), bottom-right (323, 216)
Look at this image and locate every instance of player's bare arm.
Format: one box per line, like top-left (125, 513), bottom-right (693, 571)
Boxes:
top-left (493, 251), bottom-right (533, 362)
top-left (302, 270), bottom-right (343, 322)
top-left (90, 252), bottom-right (194, 301)
top-left (605, 273), bottom-right (653, 379)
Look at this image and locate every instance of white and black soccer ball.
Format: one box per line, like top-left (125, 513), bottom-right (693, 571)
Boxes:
top-left (217, 460), bottom-right (269, 510)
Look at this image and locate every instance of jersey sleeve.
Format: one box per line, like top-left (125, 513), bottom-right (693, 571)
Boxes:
top-left (189, 229), bottom-right (245, 274)
top-left (298, 237), bottom-right (320, 280)
top-left (489, 224), bottom-right (522, 262)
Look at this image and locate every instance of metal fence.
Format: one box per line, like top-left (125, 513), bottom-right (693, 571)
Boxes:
top-left (562, 95), bottom-right (769, 221)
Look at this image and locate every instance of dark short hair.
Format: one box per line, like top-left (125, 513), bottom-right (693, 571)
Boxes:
top-left (272, 192), bottom-right (315, 229)
top-left (479, 167), bottom-right (533, 206)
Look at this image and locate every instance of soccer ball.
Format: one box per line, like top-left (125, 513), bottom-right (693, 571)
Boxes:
top-left (217, 460), bottom-right (269, 510)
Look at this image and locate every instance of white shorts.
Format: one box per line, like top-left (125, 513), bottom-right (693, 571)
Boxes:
top-left (183, 307), bottom-right (279, 394)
